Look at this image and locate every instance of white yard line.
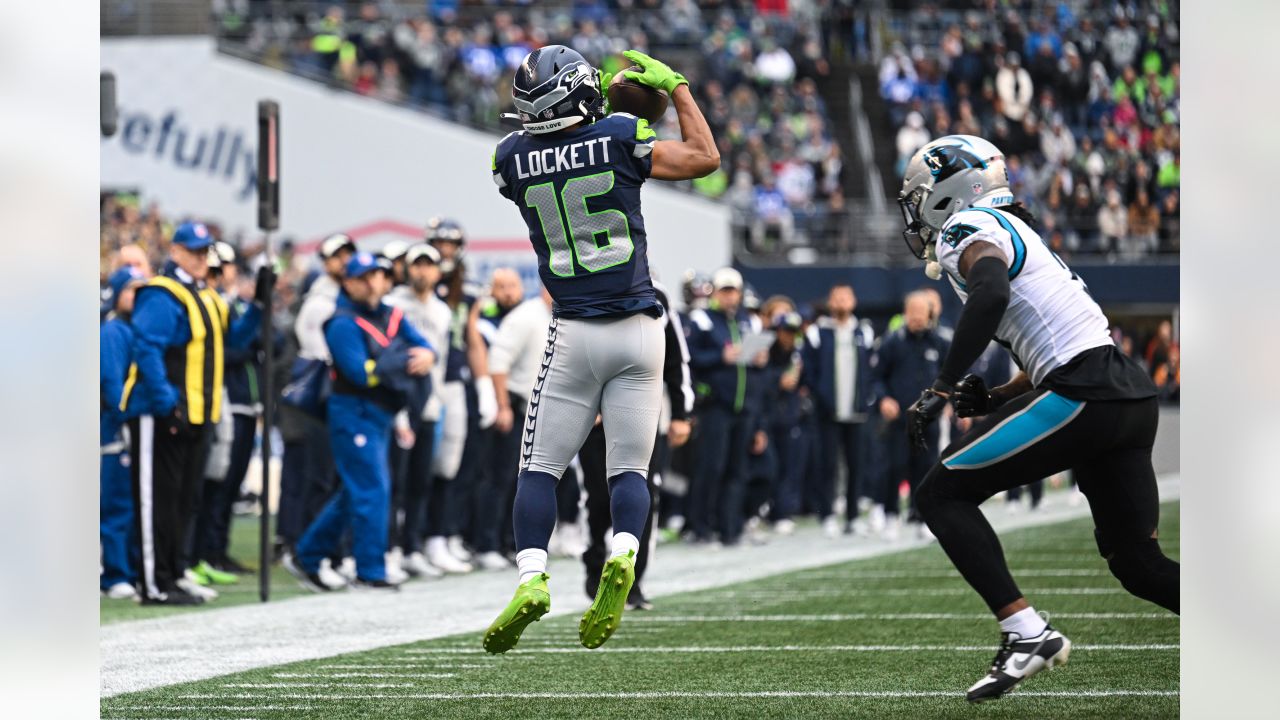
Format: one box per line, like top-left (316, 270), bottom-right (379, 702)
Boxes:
top-left (401, 643), bottom-right (1178, 655)
top-left (626, 612), bottom-right (1172, 622)
top-left (270, 672), bottom-right (455, 679)
top-left (156, 689), bottom-right (1179, 703)
top-left (100, 476), bottom-right (1180, 697)
top-left (677, 587), bottom-right (1131, 598)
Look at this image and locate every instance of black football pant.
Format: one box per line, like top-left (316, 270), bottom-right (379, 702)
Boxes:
top-left (390, 416), bottom-right (437, 554)
top-left (815, 415), bottom-right (864, 522)
top-left (194, 413), bottom-right (257, 564)
top-left (130, 415), bottom-right (213, 600)
top-left (580, 424), bottom-right (660, 592)
top-left (916, 390), bottom-right (1179, 615)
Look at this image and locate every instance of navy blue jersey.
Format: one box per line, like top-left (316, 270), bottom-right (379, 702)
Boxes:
top-left (492, 113), bottom-right (660, 319)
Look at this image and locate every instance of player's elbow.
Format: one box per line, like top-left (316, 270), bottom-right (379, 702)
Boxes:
top-left (694, 150), bottom-right (721, 178)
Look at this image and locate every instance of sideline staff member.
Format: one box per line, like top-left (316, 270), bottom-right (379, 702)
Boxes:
top-left (120, 222), bottom-right (263, 605)
top-left (286, 253), bottom-right (436, 591)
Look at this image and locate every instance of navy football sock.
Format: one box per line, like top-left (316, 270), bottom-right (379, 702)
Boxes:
top-left (513, 470), bottom-right (559, 552)
top-left (607, 471), bottom-right (651, 543)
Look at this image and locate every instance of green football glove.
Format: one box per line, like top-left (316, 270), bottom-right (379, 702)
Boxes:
top-left (622, 49), bottom-right (688, 95)
top-left (597, 67), bottom-right (614, 113)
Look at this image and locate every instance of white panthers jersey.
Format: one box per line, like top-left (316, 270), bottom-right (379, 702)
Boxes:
top-left (935, 206), bottom-right (1112, 387)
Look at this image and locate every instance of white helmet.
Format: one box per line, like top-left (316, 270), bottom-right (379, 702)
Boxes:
top-left (898, 135), bottom-right (1012, 261)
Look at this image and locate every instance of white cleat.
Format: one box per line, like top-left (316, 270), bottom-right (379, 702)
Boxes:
top-left (384, 553), bottom-right (410, 585)
top-left (427, 538), bottom-right (473, 574)
top-left (882, 517), bottom-right (901, 541)
top-left (966, 623), bottom-right (1072, 703)
top-left (103, 582), bottom-right (138, 600)
top-left (773, 518), bottom-right (796, 536)
top-left (337, 557), bottom-right (358, 582)
top-left (821, 515), bottom-right (840, 538)
top-left (314, 558), bottom-right (349, 589)
top-left (178, 573), bottom-right (218, 601)
top-left (447, 535), bottom-right (473, 563)
top-left (474, 551), bottom-right (512, 571)
top-left (403, 551), bottom-right (444, 579)
top-left (868, 504), bottom-right (887, 535)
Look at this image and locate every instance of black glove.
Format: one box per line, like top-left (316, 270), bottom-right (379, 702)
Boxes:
top-left (158, 404), bottom-right (191, 437)
top-left (254, 266), bottom-right (277, 307)
top-left (906, 382), bottom-right (951, 449)
top-left (953, 373), bottom-right (1005, 418)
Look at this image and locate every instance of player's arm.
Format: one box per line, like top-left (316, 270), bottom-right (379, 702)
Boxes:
top-left (651, 86), bottom-right (720, 180)
top-left (620, 49), bottom-right (719, 181)
top-left (934, 242), bottom-right (1011, 391)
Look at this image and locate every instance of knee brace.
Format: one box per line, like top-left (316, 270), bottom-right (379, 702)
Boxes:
top-left (1096, 532), bottom-right (1180, 614)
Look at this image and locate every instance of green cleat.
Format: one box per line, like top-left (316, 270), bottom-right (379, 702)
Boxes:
top-left (579, 551), bottom-right (635, 649)
top-left (483, 573), bottom-right (551, 654)
top-left (194, 560), bottom-right (240, 586)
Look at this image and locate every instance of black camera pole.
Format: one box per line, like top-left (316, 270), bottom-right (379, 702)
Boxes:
top-left (256, 100), bottom-right (280, 602)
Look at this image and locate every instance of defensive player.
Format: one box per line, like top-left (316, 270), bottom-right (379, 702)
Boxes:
top-left (483, 46), bottom-right (718, 653)
top-left (898, 135), bottom-right (1180, 701)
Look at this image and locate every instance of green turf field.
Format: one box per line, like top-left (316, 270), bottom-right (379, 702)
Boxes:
top-left (101, 501), bottom-right (1179, 719)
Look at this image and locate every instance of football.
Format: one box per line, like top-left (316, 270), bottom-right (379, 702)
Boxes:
top-left (608, 66), bottom-right (669, 124)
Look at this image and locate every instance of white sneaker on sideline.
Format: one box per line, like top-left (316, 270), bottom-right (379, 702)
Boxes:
top-left (1068, 489), bottom-right (1085, 507)
top-left (917, 522), bottom-right (935, 541)
top-left (178, 574), bottom-right (217, 601)
top-left (773, 518), bottom-right (796, 536)
top-left (821, 515), bottom-right (840, 538)
top-left (447, 536), bottom-right (473, 563)
top-left (554, 523), bottom-right (586, 558)
top-left (337, 557), bottom-right (357, 582)
top-left (427, 537), bottom-right (473, 574)
top-left (318, 558), bottom-right (349, 589)
top-left (403, 551), bottom-right (444, 579)
top-left (868, 504), bottom-right (887, 535)
top-left (850, 517), bottom-right (871, 537)
top-left (1007, 500), bottom-right (1022, 515)
top-left (385, 553), bottom-right (410, 585)
top-left (475, 551), bottom-right (511, 571)
top-left (882, 517), bottom-right (901, 541)
top-left (103, 582), bottom-right (138, 600)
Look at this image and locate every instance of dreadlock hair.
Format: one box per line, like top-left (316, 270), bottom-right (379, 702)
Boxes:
top-left (997, 202), bottom-right (1039, 230)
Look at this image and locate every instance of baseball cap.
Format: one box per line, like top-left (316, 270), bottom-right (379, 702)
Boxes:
top-left (711, 267), bottom-right (743, 291)
top-left (381, 240), bottom-right (410, 261)
top-left (104, 266), bottom-right (146, 311)
top-left (346, 251), bottom-right (391, 279)
top-left (320, 233), bottom-right (358, 259)
top-left (171, 222), bottom-right (213, 250)
top-left (406, 243), bottom-right (441, 265)
top-left (772, 311), bottom-right (803, 332)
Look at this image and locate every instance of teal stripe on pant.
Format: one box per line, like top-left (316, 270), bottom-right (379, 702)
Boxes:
top-left (943, 392), bottom-right (1084, 470)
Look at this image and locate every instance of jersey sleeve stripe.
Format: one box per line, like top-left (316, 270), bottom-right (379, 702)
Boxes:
top-left (970, 207), bottom-right (1027, 280)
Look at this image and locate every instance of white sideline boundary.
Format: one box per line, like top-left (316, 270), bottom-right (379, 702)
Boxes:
top-left (100, 476), bottom-right (1179, 697)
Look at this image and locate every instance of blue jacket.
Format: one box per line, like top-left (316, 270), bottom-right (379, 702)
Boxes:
top-left (870, 325), bottom-right (951, 409)
top-left (325, 291), bottom-right (433, 425)
top-left (223, 295), bottom-right (263, 414)
top-left (764, 340), bottom-right (809, 429)
top-left (125, 266), bottom-right (261, 419)
top-left (686, 302), bottom-right (764, 414)
top-left (100, 316), bottom-right (133, 446)
top-left (801, 316), bottom-right (876, 421)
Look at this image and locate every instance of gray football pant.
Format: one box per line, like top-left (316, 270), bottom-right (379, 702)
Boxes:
top-left (520, 313), bottom-right (664, 480)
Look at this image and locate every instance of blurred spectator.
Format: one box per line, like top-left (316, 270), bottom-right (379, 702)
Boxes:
top-left (1124, 189), bottom-right (1160, 259)
top-left (1096, 188), bottom-right (1128, 255)
top-left (1158, 190), bottom-right (1180, 253)
top-left (751, 174), bottom-right (794, 250)
top-left (996, 52), bottom-right (1033, 122)
top-left (896, 111), bottom-right (930, 177)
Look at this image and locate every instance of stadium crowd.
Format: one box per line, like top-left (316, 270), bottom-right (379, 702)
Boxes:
top-left (218, 1), bottom-right (845, 247)
top-left (879, 0), bottom-right (1180, 259)
top-left (99, 197), bottom-right (1178, 604)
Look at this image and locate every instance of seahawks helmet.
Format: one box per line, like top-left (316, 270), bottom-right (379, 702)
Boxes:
top-left (511, 45), bottom-right (606, 135)
top-left (425, 217), bottom-right (466, 275)
top-left (898, 135), bottom-right (1011, 259)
